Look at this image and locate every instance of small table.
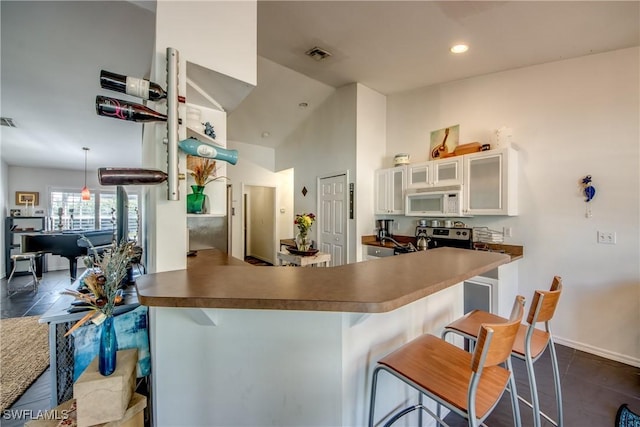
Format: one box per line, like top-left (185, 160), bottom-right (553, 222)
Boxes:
top-left (277, 251), bottom-right (331, 267)
top-left (39, 269), bottom-right (140, 407)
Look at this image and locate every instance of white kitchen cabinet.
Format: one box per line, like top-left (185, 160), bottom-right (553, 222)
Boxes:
top-left (407, 157), bottom-right (463, 188)
top-left (374, 166), bottom-right (406, 214)
top-left (463, 148), bottom-right (518, 216)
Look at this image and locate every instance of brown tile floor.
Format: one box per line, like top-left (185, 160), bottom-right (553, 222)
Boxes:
top-left (2, 271), bottom-right (639, 426)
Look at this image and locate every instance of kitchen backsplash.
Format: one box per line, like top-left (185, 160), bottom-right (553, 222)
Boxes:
top-left (373, 215), bottom-right (518, 243)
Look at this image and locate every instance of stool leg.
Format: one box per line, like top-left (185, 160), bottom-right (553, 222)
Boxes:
top-left (369, 366), bottom-right (382, 427)
top-left (506, 357), bottom-right (522, 427)
top-left (524, 343), bottom-right (542, 427)
top-left (548, 336), bottom-right (563, 426)
top-left (7, 260), bottom-right (18, 297)
top-left (29, 257), bottom-right (39, 293)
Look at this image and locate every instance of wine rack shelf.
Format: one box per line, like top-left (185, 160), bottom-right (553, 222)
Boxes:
top-left (166, 47), bottom-right (180, 201)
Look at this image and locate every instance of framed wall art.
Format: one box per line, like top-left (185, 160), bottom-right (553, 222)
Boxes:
top-left (15, 191), bottom-right (39, 206)
top-left (429, 125), bottom-right (460, 160)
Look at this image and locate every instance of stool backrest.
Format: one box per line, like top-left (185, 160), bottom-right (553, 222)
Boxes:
top-left (527, 276), bottom-right (562, 325)
top-left (471, 295), bottom-right (525, 372)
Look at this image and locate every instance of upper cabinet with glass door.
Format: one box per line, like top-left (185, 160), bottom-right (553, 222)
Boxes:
top-left (375, 166), bottom-right (406, 215)
top-left (463, 148), bottom-right (518, 216)
top-left (406, 157), bottom-right (463, 189)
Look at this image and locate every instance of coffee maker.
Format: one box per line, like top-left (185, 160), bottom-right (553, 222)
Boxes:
top-left (376, 219), bottom-right (394, 241)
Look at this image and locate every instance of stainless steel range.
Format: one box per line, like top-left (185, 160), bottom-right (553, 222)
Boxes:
top-left (415, 226), bottom-right (473, 250)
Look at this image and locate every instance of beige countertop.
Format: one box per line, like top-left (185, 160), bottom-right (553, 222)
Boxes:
top-left (135, 247), bottom-right (510, 313)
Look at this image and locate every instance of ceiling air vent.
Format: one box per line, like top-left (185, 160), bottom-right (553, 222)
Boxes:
top-left (0, 117), bottom-right (17, 127)
top-left (305, 46), bottom-right (332, 61)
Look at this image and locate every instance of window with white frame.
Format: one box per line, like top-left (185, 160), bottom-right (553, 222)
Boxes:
top-left (49, 188), bottom-right (139, 241)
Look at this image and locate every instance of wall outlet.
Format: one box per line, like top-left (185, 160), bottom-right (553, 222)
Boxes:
top-left (503, 227), bottom-right (513, 238)
top-left (597, 231), bottom-right (616, 244)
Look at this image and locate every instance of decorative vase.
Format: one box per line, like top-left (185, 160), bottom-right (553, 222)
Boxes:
top-left (295, 231), bottom-right (312, 251)
top-left (99, 315), bottom-right (118, 376)
top-left (187, 185), bottom-right (208, 214)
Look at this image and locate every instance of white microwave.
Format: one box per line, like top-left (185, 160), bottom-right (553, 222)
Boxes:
top-left (405, 188), bottom-right (463, 217)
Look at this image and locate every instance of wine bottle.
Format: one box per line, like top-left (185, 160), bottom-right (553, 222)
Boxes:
top-left (99, 168), bottom-right (168, 185)
top-left (96, 96), bottom-right (182, 124)
top-left (100, 70), bottom-right (185, 103)
top-left (178, 138), bottom-right (238, 165)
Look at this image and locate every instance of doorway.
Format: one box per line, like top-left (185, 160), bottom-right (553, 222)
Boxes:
top-left (317, 172), bottom-right (348, 266)
top-left (243, 185), bottom-right (276, 265)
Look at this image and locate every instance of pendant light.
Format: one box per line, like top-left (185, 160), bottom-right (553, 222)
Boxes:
top-left (81, 147), bottom-right (91, 201)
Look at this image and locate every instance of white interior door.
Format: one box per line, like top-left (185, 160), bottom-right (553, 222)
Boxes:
top-left (318, 174), bottom-right (347, 266)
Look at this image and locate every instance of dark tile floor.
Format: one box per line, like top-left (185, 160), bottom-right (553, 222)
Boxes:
top-left (1, 269), bottom-right (73, 427)
top-left (2, 271), bottom-right (639, 426)
top-left (443, 343), bottom-right (640, 426)
top-left (244, 255), bottom-right (273, 266)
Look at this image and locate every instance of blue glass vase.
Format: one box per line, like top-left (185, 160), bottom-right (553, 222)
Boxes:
top-left (99, 316), bottom-right (118, 376)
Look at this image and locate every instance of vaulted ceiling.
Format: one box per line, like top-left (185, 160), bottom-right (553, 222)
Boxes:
top-left (2, 1), bottom-right (638, 170)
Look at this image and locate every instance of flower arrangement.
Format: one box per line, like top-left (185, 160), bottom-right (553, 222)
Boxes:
top-left (294, 213), bottom-right (315, 251)
top-left (63, 239), bottom-right (137, 336)
top-left (295, 213), bottom-right (316, 237)
top-left (188, 156), bottom-right (218, 187)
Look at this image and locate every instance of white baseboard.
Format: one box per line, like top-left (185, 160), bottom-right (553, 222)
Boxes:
top-left (554, 336), bottom-right (640, 368)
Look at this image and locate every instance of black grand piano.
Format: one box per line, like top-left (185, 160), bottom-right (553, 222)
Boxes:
top-left (22, 230), bottom-right (114, 281)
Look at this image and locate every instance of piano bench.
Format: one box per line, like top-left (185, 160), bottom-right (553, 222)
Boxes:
top-left (7, 253), bottom-right (41, 297)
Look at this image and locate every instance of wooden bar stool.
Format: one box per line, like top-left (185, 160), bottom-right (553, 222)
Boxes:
top-left (369, 295), bottom-right (525, 427)
top-left (7, 253), bottom-right (41, 297)
top-left (442, 276), bottom-right (563, 427)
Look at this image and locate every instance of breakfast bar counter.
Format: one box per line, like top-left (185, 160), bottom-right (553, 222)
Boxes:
top-left (138, 247), bottom-right (516, 427)
top-left (136, 247), bottom-right (510, 312)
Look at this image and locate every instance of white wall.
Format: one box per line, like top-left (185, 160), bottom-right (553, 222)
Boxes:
top-left (355, 84), bottom-right (387, 262)
top-left (245, 185), bottom-right (276, 263)
top-left (386, 47), bottom-right (640, 365)
top-left (145, 1), bottom-right (257, 275)
top-left (227, 140), bottom-right (293, 263)
top-left (7, 166), bottom-right (101, 214)
top-left (6, 165), bottom-right (121, 271)
top-left (276, 84), bottom-right (358, 260)
top-left (276, 167), bottom-right (294, 243)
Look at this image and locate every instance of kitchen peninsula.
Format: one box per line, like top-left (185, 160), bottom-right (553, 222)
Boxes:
top-left (136, 248), bottom-right (514, 426)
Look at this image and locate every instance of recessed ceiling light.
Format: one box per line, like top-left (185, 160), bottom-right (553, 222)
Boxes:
top-left (261, 131), bottom-right (271, 138)
top-left (450, 44), bottom-right (469, 54)
top-left (298, 102), bottom-right (309, 108)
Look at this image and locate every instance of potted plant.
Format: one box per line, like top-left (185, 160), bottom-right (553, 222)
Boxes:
top-left (294, 213), bottom-right (316, 251)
